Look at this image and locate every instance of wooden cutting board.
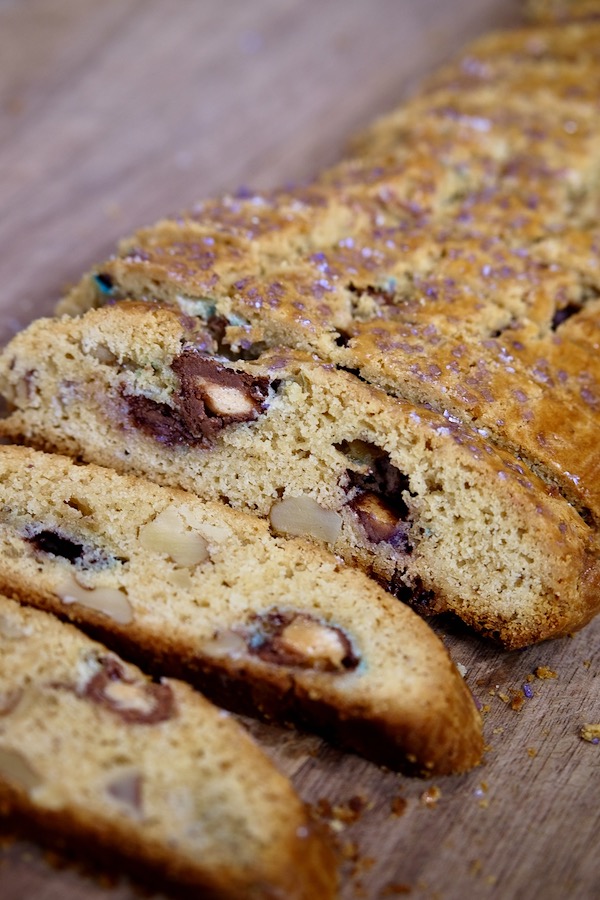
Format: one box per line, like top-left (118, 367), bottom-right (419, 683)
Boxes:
top-left (0, 1), bottom-right (598, 898)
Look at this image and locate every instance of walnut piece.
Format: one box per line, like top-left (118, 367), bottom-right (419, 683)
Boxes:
top-left (277, 616), bottom-right (350, 670)
top-left (105, 768), bottom-right (143, 814)
top-left (57, 574), bottom-right (133, 625)
top-left (246, 610), bottom-right (360, 672)
top-left (0, 746), bottom-right (42, 792)
top-left (269, 496), bottom-right (342, 544)
top-left (203, 628), bottom-right (248, 658)
top-left (138, 506), bottom-right (209, 567)
top-left (197, 379), bottom-right (258, 417)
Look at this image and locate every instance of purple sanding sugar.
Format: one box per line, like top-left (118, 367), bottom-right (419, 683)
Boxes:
top-left (523, 683), bottom-right (534, 698)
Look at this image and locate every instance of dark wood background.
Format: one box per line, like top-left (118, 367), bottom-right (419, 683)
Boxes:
top-left (0, 1), bottom-right (598, 898)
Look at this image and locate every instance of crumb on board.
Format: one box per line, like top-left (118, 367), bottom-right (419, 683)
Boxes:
top-left (527, 747), bottom-right (538, 758)
top-left (473, 781), bottom-right (488, 799)
top-left (420, 786), bottom-right (441, 808)
top-left (340, 839), bottom-right (377, 893)
top-left (390, 796), bottom-right (408, 817)
top-left (473, 782), bottom-right (490, 808)
top-left (510, 689), bottom-right (526, 711)
top-left (470, 859), bottom-right (497, 883)
top-left (583, 660), bottom-right (591, 669)
top-left (534, 666), bottom-right (557, 679)
top-left (341, 839), bottom-right (360, 861)
top-left (579, 724), bottom-right (600, 744)
top-left (311, 794), bottom-right (370, 830)
top-left (494, 687), bottom-right (527, 709)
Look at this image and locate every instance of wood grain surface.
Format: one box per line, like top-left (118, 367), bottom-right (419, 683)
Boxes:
top-left (0, 1), bottom-right (598, 899)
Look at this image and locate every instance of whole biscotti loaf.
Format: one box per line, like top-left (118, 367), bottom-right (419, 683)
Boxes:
top-left (46, 10), bottom-right (600, 651)
top-left (0, 595), bottom-right (336, 899)
top-left (0, 445), bottom-right (483, 775)
top-left (1, 301), bottom-right (598, 649)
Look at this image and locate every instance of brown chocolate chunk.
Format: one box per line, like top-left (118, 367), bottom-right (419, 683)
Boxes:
top-left (81, 656), bottom-right (176, 724)
top-left (389, 575), bottom-right (440, 616)
top-left (124, 351), bottom-right (270, 448)
top-left (124, 394), bottom-right (194, 445)
top-left (26, 529), bottom-right (86, 564)
top-left (24, 527), bottom-right (119, 569)
top-left (340, 444), bottom-right (414, 549)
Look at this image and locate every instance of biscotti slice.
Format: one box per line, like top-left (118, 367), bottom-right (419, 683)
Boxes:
top-left (1, 302), bottom-right (599, 649)
top-left (0, 445), bottom-right (483, 774)
top-left (0, 596), bottom-right (336, 899)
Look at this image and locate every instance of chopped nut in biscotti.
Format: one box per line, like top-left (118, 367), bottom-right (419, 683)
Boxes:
top-left (57, 574), bottom-right (133, 625)
top-left (105, 768), bottom-right (144, 814)
top-left (203, 628), bottom-right (248, 658)
top-left (197, 380), bottom-right (258, 417)
top-left (277, 617), bottom-right (350, 669)
top-left (88, 343), bottom-right (118, 364)
top-left (245, 610), bottom-right (360, 672)
top-left (269, 496), bottom-right (342, 544)
top-left (0, 746), bottom-right (42, 792)
top-left (80, 656), bottom-right (176, 724)
top-left (138, 506), bottom-right (209, 566)
top-left (349, 491), bottom-right (412, 548)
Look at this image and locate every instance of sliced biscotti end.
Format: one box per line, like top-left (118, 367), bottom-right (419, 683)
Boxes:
top-left (0, 596), bottom-right (337, 899)
top-left (0, 445), bottom-right (482, 775)
top-left (0, 301), bottom-right (598, 649)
